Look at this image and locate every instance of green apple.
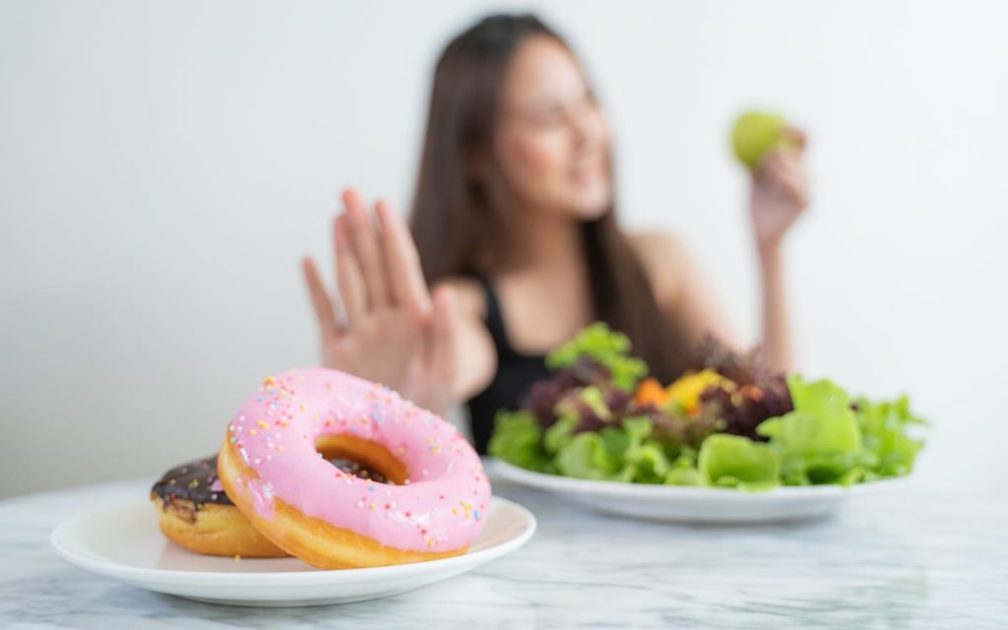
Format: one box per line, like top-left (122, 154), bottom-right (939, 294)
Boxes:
top-left (731, 110), bottom-right (792, 170)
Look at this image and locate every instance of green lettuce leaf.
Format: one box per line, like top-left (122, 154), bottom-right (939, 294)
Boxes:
top-left (617, 417), bottom-right (671, 484)
top-left (627, 442), bottom-right (672, 484)
top-left (853, 395), bottom-right (926, 480)
top-left (553, 416), bottom-right (672, 483)
top-left (546, 322), bottom-right (648, 391)
top-left (757, 376), bottom-right (862, 485)
top-left (555, 432), bottom-right (623, 480)
top-left (544, 415), bottom-right (578, 455)
top-left (488, 410), bottom-right (550, 472)
top-left (698, 434), bottom-right (780, 491)
top-left (665, 467), bottom-right (703, 485)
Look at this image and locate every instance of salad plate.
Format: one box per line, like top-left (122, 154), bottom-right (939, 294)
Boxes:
top-left (488, 324), bottom-right (926, 522)
top-left (492, 458), bottom-right (909, 523)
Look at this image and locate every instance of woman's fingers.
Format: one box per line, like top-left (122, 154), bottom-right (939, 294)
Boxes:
top-left (334, 213), bottom-right (367, 325)
top-left (301, 256), bottom-right (341, 340)
top-left (428, 284), bottom-right (459, 383)
top-left (758, 151), bottom-right (808, 208)
top-left (343, 188), bottom-right (392, 310)
top-left (376, 200), bottom-right (432, 319)
top-left (772, 152), bottom-right (809, 208)
top-left (786, 126), bottom-right (808, 152)
top-left (754, 152), bottom-right (784, 194)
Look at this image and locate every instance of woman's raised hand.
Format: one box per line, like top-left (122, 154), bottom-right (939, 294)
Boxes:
top-left (302, 189), bottom-right (459, 414)
top-left (750, 128), bottom-right (810, 253)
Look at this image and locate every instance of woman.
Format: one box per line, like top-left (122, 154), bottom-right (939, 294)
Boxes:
top-left (302, 14), bottom-right (808, 454)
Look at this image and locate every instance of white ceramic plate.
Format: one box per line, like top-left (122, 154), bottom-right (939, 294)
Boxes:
top-left (50, 497), bottom-right (535, 607)
top-left (491, 459), bottom-right (907, 523)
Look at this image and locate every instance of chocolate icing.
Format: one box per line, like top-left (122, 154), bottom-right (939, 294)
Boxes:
top-left (151, 455), bottom-right (231, 508)
top-left (151, 454), bottom-right (388, 510)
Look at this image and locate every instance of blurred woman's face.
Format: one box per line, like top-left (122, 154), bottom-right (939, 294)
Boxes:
top-left (493, 36), bottom-right (612, 221)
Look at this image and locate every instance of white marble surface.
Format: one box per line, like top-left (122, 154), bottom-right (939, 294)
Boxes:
top-left (1, 475), bottom-right (1005, 629)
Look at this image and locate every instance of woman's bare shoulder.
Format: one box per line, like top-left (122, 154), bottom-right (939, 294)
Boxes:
top-left (626, 230), bottom-right (689, 302)
top-left (627, 229), bottom-right (686, 261)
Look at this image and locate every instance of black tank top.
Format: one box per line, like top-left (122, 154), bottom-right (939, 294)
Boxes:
top-left (465, 278), bottom-right (552, 454)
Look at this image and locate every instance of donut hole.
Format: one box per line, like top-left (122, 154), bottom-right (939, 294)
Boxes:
top-left (314, 435), bottom-right (409, 485)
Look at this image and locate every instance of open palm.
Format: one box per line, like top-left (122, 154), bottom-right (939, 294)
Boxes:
top-left (302, 189), bottom-right (458, 415)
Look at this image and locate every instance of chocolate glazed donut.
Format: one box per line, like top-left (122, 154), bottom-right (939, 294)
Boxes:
top-left (151, 455), bottom-right (386, 557)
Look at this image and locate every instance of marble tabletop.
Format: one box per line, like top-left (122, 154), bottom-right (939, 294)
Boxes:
top-left (1, 476), bottom-right (1005, 629)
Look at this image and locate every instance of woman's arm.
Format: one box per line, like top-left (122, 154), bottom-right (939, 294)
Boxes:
top-left (754, 244), bottom-right (791, 372)
top-left (631, 130), bottom-right (809, 373)
top-left (749, 134), bottom-right (810, 372)
top-left (439, 277), bottom-right (498, 403)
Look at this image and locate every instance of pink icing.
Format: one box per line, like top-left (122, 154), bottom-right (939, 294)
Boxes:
top-left (226, 368), bottom-right (491, 553)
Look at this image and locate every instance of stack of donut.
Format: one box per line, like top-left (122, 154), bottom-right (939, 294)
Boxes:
top-left (151, 368), bottom-right (492, 568)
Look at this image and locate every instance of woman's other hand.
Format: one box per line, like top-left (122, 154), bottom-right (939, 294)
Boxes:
top-left (750, 128), bottom-right (810, 253)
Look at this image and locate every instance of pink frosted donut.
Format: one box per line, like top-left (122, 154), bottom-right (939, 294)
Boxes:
top-left (217, 368), bottom-right (491, 569)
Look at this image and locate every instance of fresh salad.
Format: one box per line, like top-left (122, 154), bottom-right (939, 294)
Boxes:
top-left (489, 323), bottom-right (926, 491)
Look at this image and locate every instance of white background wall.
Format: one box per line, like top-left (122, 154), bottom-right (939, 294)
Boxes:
top-left (2, 0), bottom-right (1005, 498)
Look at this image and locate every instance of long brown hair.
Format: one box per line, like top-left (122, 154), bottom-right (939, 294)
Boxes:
top-left (409, 13), bottom-right (690, 382)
